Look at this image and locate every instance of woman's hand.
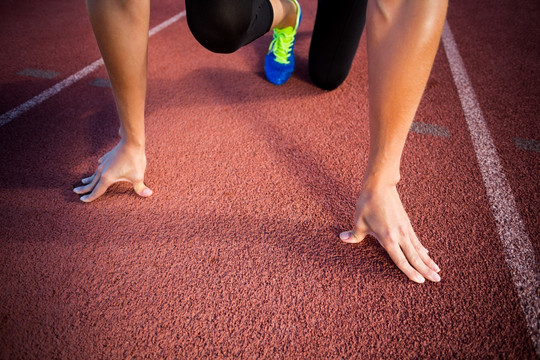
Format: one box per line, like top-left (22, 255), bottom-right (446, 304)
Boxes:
top-left (73, 140), bottom-right (152, 202)
top-left (340, 185), bottom-right (441, 283)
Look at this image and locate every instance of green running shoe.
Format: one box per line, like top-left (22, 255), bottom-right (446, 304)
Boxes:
top-left (264, 0), bottom-right (302, 85)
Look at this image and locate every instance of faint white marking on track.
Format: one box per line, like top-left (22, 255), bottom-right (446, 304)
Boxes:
top-left (17, 68), bottom-right (59, 79)
top-left (443, 22), bottom-right (540, 356)
top-left (410, 121), bottom-right (451, 138)
top-left (0, 10), bottom-right (187, 128)
top-left (514, 138), bottom-right (540, 153)
top-left (90, 78), bottom-right (112, 88)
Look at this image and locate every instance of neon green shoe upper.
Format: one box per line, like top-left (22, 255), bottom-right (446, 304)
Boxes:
top-left (268, 27), bottom-right (297, 65)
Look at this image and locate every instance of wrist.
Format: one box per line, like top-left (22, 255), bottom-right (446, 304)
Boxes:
top-left (362, 149), bottom-right (402, 191)
top-left (362, 167), bottom-right (400, 191)
top-left (119, 127), bottom-right (145, 149)
top-left (119, 137), bottom-right (146, 154)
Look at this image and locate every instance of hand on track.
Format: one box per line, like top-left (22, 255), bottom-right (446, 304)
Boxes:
top-left (340, 185), bottom-right (441, 283)
top-left (73, 141), bottom-right (152, 202)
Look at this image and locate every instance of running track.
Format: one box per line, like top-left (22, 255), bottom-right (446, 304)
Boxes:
top-left (0, 0), bottom-right (539, 358)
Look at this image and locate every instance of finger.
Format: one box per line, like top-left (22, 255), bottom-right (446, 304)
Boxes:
top-left (413, 235), bottom-right (430, 255)
top-left (384, 241), bottom-right (425, 284)
top-left (133, 181), bottom-right (153, 198)
top-left (81, 174), bottom-right (95, 185)
top-left (98, 154), bottom-right (107, 164)
top-left (339, 230), bottom-right (366, 244)
top-left (400, 238), bottom-right (441, 282)
top-left (409, 230), bottom-right (440, 273)
top-left (80, 176), bottom-right (112, 202)
top-left (73, 172), bottom-right (100, 194)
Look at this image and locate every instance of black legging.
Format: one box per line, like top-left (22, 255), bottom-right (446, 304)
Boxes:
top-left (186, 0), bottom-right (368, 90)
top-left (185, 0), bottom-right (274, 54)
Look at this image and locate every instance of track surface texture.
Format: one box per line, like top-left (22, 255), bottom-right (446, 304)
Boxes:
top-left (1, 0), bottom-right (539, 359)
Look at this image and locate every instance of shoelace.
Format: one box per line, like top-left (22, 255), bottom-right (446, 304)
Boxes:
top-left (269, 28), bottom-right (294, 65)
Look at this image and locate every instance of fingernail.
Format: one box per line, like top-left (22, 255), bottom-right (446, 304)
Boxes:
top-left (80, 195), bottom-right (89, 202)
top-left (433, 273), bottom-right (441, 282)
top-left (434, 264), bottom-right (441, 272)
top-left (339, 232), bottom-right (350, 240)
top-left (73, 187), bottom-right (81, 193)
top-left (141, 188), bottom-right (153, 197)
top-left (416, 275), bottom-right (425, 284)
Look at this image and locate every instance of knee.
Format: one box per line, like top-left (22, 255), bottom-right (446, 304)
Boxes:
top-left (370, 0), bottom-right (395, 23)
top-left (308, 39), bottom-right (360, 91)
top-left (186, 1), bottom-right (250, 54)
top-left (309, 68), bottom-right (348, 91)
top-left (370, 0), bottom-right (448, 26)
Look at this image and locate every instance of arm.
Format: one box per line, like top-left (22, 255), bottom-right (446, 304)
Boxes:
top-left (74, 0), bottom-right (152, 202)
top-left (340, 0), bottom-right (448, 283)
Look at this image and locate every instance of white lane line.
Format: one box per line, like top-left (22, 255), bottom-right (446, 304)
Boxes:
top-left (0, 59), bottom-right (104, 127)
top-left (0, 10), bottom-right (186, 128)
top-left (442, 22), bottom-right (540, 356)
top-left (149, 11), bottom-right (186, 37)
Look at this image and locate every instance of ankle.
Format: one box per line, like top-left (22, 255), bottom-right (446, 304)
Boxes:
top-left (274, 0), bottom-right (297, 29)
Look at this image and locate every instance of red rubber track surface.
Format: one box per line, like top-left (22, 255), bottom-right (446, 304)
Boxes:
top-left (0, 0), bottom-right (538, 358)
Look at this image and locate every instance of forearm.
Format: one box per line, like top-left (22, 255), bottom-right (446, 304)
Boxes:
top-left (86, 0), bottom-right (150, 148)
top-left (364, 0), bottom-right (447, 188)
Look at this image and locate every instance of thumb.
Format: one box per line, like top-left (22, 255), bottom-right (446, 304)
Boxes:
top-left (133, 181), bottom-right (153, 198)
top-left (339, 217), bottom-right (372, 243)
top-left (339, 229), bottom-right (367, 244)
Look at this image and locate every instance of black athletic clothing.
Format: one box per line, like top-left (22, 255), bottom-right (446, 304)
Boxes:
top-left (186, 0), bottom-right (273, 54)
top-left (185, 0), bottom-right (368, 90)
top-left (309, 0), bottom-right (368, 90)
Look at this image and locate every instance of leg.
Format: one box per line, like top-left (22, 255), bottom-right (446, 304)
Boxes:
top-left (309, 0), bottom-right (368, 90)
top-left (186, 0), bottom-right (294, 54)
top-left (365, 0), bottom-right (448, 179)
top-left (340, 0), bottom-right (448, 283)
top-left (186, 0), bottom-right (302, 84)
top-left (74, 0), bottom-right (152, 202)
